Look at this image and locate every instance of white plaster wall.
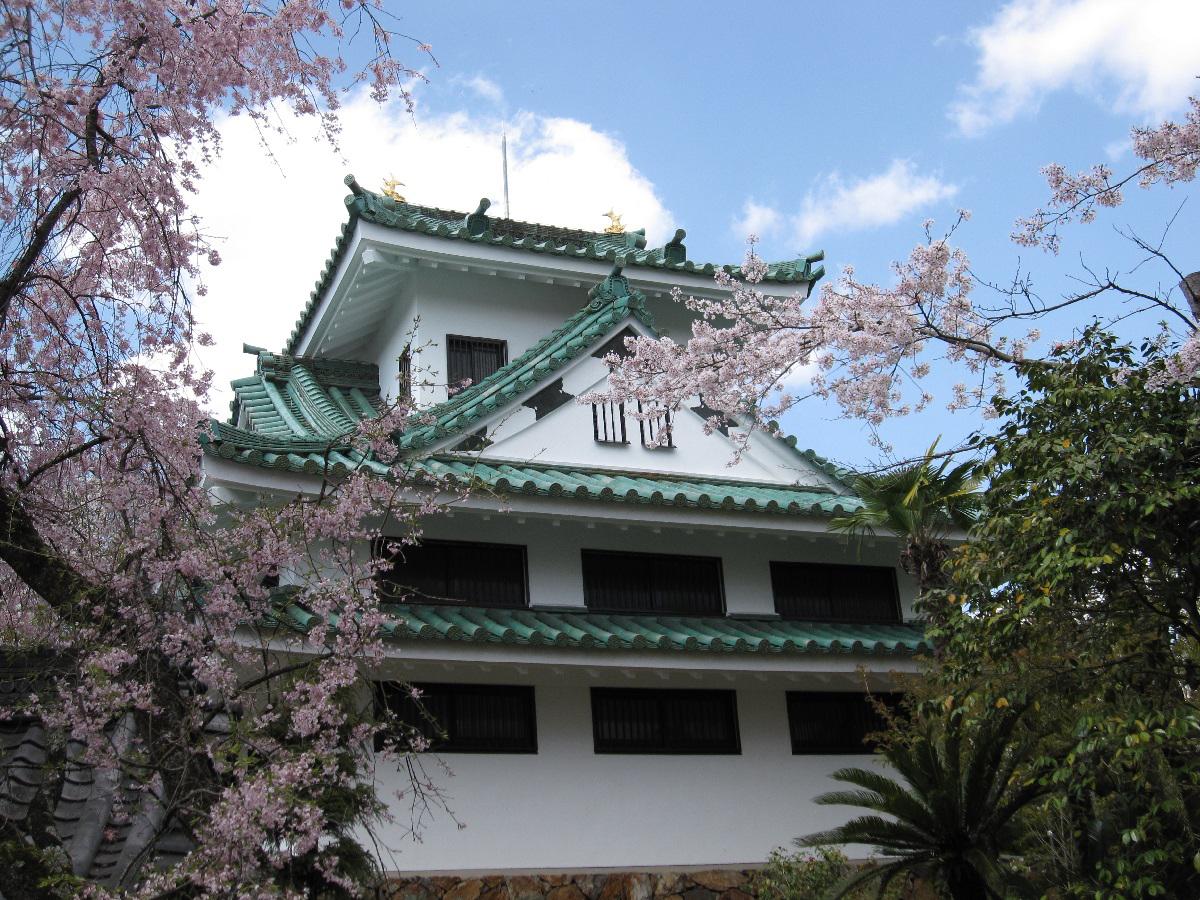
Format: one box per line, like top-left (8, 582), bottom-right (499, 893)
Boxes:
top-left (367, 283), bottom-right (418, 404)
top-left (400, 269), bottom-right (591, 407)
top-left (414, 513), bottom-right (918, 619)
top-left (482, 359), bottom-right (792, 486)
top-left (370, 676), bottom-right (885, 872)
top-left (360, 265), bottom-right (779, 410)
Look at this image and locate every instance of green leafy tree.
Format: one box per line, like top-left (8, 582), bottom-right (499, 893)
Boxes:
top-left (933, 327), bottom-right (1200, 897)
top-left (830, 443), bottom-right (981, 595)
top-left (802, 701), bottom-right (1044, 900)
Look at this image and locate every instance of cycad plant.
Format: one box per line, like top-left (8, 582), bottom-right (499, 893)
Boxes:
top-left (830, 441), bottom-right (981, 594)
top-left (802, 702), bottom-right (1044, 900)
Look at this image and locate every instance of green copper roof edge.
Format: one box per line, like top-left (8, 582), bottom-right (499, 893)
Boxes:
top-left (285, 191), bottom-right (362, 355)
top-left (284, 178), bottom-right (822, 355)
top-left (363, 603), bottom-right (928, 656)
top-left (396, 281), bottom-right (657, 453)
top-left (759, 419), bottom-right (855, 491)
top-left (200, 438), bottom-right (862, 518)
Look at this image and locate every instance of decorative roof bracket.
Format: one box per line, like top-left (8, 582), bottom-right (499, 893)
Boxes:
top-left (663, 228), bottom-right (687, 265)
top-left (465, 198), bottom-right (492, 237)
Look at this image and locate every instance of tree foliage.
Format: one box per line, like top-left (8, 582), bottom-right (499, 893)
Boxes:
top-left (933, 329), bottom-right (1200, 896)
top-left (803, 700), bottom-right (1044, 900)
top-left (0, 3), bottom-right (453, 896)
top-left (599, 96), bottom-right (1199, 449)
top-left (829, 442), bottom-right (981, 594)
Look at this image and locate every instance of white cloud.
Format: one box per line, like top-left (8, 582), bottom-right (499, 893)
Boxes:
top-left (1104, 138), bottom-right (1129, 161)
top-left (951, 0), bottom-right (1200, 136)
top-left (731, 200), bottom-right (783, 241)
top-left (188, 92), bottom-right (672, 414)
top-left (729, 162), bottom-right (956, 251)
top-left (773, 360), bottom-right (818, 396)
top-left (455, 74), bottom-right (504, 105)
top-left (791, 160), bottom-right (957, 247)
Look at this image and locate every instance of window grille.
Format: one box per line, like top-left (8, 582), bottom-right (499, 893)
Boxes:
top-left (581, 549), bottom-right (724, 616)
top-left (637, 401), bottom-right (674, 448)
top-left (375, 682), bottom-right (537, 754)
top-left (374, 538), bottom-right (528, 608)
top-left (592, 401), bottom-right (628, 444)
top-left (446, 335), bottom-right (507, 391)
top-left (591, 688), bottom-right (740, 754)
top-left (786, 691), bottom-right (901, 754)
top-left (769, 562), bottom-right (901, 623)
top-left (397, 346), bottom-right (412, 401)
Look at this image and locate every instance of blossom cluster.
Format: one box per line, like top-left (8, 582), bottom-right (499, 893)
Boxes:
top-left (596, 224), bottom-right (1030, 450)
top-left (0, 2), bottom-right (447, 896)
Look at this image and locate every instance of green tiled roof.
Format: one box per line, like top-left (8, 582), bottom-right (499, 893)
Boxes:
top-left (418, 457), bottom-right (862, 516)
top-left (284, 176), bottom-right (825, 354)
top-left (396, 268), bottom-right (654, 452)
top-left (202, 447), bottom-right (864, 518)
top-left (283, 602), bottom-right (927, 656)
top-left (205, 270), bottom-right (861, 517)
top-left (227, 349), bottom-right (382, 441)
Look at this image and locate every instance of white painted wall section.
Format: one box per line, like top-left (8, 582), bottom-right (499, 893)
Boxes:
top-left (411, 513), bottom-right (918, 620)
top-left (370, 678), bottom-right (885, 872)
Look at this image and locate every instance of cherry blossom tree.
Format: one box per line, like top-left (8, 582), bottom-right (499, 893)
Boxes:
top-left (599, 97), bottom-right (1200, 448)
top-left (0, 3), bottom-right (457, 896)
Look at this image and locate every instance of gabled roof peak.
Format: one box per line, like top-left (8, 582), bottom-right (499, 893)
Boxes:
top-left (587, 263), bottom-right (642, 305)
top-left (284, 176), bottom-right (824, 355)
top-left (395, 268), bottom-right (655, 452)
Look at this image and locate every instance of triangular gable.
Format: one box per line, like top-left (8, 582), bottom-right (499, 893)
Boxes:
top-left (394, 267), bottom-right (655, 453)
top-left (205, 269), bottom-right (851, 494)
top-left (408, 274), bottom-right (842, 490)
top-left (475, 362), bottom-right (839, 489)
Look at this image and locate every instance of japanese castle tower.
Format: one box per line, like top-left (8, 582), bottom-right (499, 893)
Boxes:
top-left (202, 177), bottom-right (927, 880)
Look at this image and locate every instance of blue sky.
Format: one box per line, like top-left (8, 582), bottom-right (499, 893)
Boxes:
top-left (194, 0), bottom-right (1200, 469)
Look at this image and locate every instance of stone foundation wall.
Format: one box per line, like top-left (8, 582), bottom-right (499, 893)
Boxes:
top-left (389, 869), bottom-right (761, 900)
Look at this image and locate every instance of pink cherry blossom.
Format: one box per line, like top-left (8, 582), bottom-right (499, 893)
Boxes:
top-left (0, 3), bottom-right (455, 895)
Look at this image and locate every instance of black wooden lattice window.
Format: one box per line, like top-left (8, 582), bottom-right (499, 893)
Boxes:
top-left (592, 401), bottom-right (628, 444)
top-left (786, 691), bottom-right (901, 754)
top-left (397, 346), bottom-right (412, 400)
top-left (770, 562), bottom-right (901, 623)
top-left (591, 688), bottom-right (740, 754)
top-left (581, 549), bottom-right (724, 616)
top-left (374, 538), bottom-right (528, 608)
top-left (637, 401), bottom-right (674, 449)
top-left (446, 335), bottom-right (507, 391)
top-left (375, 682), bottom-right (537, 754)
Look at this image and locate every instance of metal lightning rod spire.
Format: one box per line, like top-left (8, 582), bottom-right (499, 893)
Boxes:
top-left (502, 131), bottom-right (511, 219)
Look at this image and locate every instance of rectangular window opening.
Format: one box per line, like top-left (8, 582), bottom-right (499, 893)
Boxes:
top-left (447, 335), bottom-right (507, 393)
top-left (770, 561), bottom-right (901, 623)
top-left (591, 688), bottom-right (740, 754)
top-left (398, 346), bottom-right (412, 402)
top-left (581, 549), bottom-right (724, 616)
top-left (637, 401), bottom-right (674, 449)
top-left (375, 682), bottom-right (537, 754)
top-left (592, 401), bottom-right (628, 444)
top-left (786, 691), bottom-right (902, 754)
top-left (374, 538), bottom-right (529, 608)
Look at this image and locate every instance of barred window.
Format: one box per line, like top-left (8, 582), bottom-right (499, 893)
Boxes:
top-left (770, 562), bottom-right (901, 623)
top-left (637, 401), bottom-right (674, 449)
top-left (592, 401), bottom-right (628, 444)
top-left (591, 688), bottom-right (740, 754)
top-left (375, 682), bottom-right (537, 753)
top-left (581, 550), bottom-right (724, 616)
top-left (397, 346), bottom-right (412, 400)
top-left (447, 335), bottom-right (507, 390)
top-left (786, 691), bottom-right (901, 754)
top-left (374, 538), bottom-right (528, 608)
